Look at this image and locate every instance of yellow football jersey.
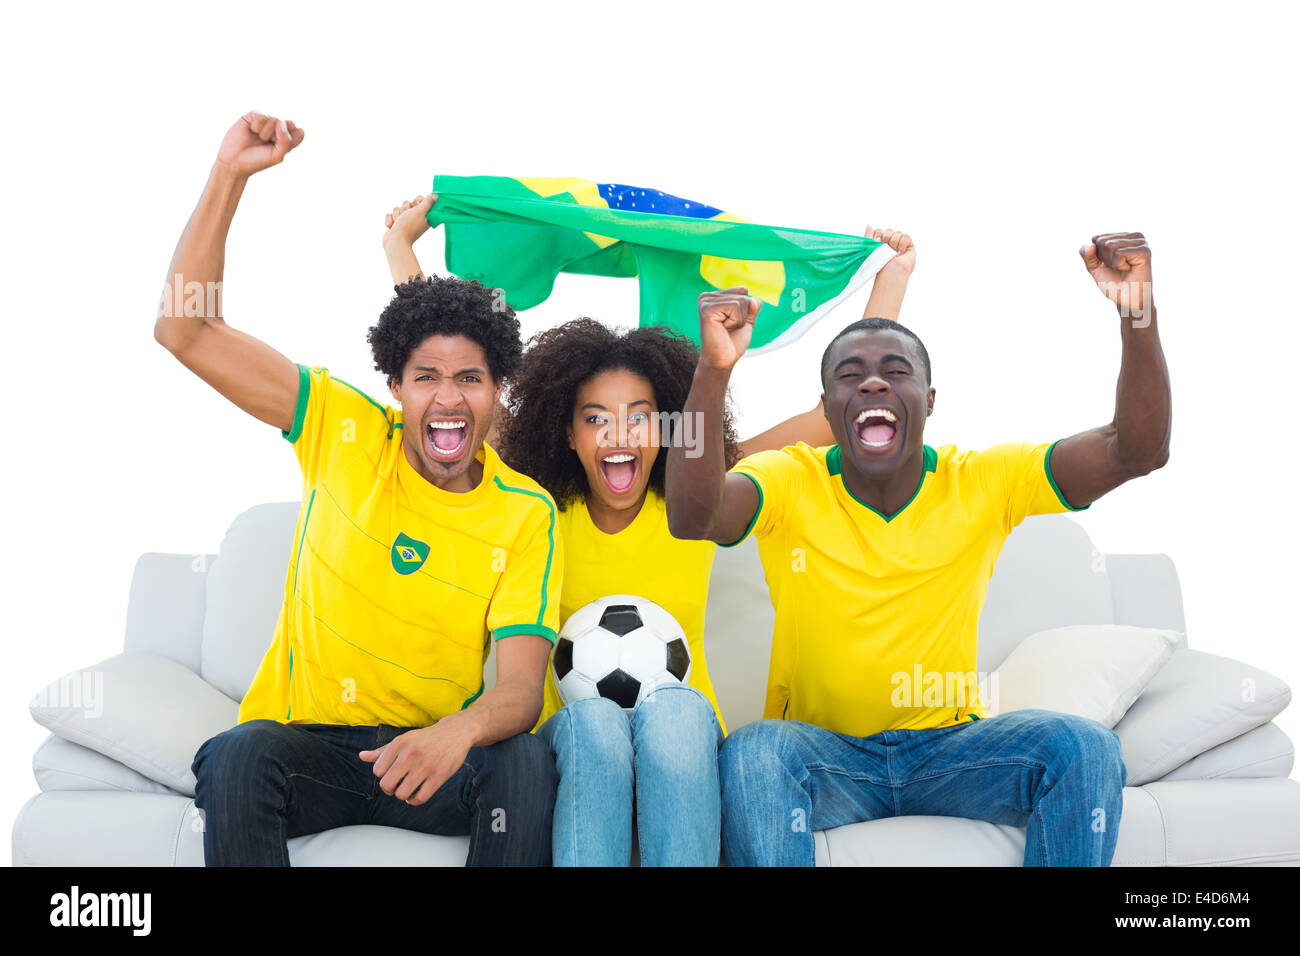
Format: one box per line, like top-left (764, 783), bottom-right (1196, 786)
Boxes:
top-left (726, 440), bottom-right (1086, 738)
top-left (535, 490), bottom-right (726, 734)
top-left (238, 365), bottom-right (562, 728)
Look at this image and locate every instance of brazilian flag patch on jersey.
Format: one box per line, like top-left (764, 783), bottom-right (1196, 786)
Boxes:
top-left (391, 533), bottom-right (430, 575)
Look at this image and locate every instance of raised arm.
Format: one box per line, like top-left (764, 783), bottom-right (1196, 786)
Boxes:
top-left (1047, 232), bottom-right (1171, 508)
top-left (382, 192), bottom-right (436, 283)
top-left (860, 225), bottom-right (916, 321)
top-left (666, 288), bottom-right (764, 544)
top-left (153, 112), bottom-right (306, 431)
top-left (381, 192), bottom-right (512, 448)
top-left (738, 226), bottom-right (918, 457)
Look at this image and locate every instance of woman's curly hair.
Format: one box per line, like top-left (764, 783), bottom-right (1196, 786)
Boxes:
top-left (497, 319), bottom-right (741, 510)
top-left (367, 275), bottom-right (523, 386)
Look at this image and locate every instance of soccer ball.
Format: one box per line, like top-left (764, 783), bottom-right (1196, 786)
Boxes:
top-left (553, 595), bottom-right (691, 712)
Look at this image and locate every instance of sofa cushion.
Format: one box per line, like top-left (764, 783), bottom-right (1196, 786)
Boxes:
top-left (29, 653), bottom-right (239, 796)
top-left (1114, 649), bottom-right (1292, 785)
top-left (1112, 778), bottom-right (1300, 866)
top-left (201, 502), bottom-right (299, 701)
top-left (986, 625), bottom-right (1181, 726)
top-left (1158, 721), bottom-right (1294, 782)
top-left (33, 734), bottom-right (178, 795)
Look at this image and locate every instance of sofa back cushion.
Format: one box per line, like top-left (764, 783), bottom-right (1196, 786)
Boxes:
top-left (975, 514), bottom-right (1114, 672)
top-left (201, 502), bottom-right (299, 701)
top-left (200, 504), bottom-right (1129, 734)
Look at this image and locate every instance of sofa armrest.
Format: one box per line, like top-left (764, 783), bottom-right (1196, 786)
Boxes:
top-left (33, 734), bottom-right (178, 795)
top-left (28, 652), bottom-right (239, 797)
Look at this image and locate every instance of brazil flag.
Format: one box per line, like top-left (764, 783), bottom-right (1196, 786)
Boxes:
top-left (425, 176), bottom-right (896, 354)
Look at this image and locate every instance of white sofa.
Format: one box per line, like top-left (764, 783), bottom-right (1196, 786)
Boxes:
top-left (14, 502), bottom-right (1300, 865)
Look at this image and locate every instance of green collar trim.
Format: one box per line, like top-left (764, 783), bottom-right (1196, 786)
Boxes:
top-left (825, 443), bottom-right (937, 522)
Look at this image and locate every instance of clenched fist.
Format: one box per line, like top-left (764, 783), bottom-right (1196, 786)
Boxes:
top-left (697, 287), bottom-right (761, 372)
top-left (215, 111), bottom-right (305, 179)
top-left (1080, 232), bottom-right (1154, 322)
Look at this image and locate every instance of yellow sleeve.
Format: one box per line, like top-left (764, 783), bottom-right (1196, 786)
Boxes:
top-left (968, 440), bottom-right (1090, 532)
top-left (722, 445), bottom-right (809, 547)
top-left (281, 364), bottom-right (399, 484)
top-left (486, 486), bottom-right (563, 645)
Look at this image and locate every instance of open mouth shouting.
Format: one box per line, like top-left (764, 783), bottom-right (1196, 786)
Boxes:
top-left (853, 406), bottom-right (902, 453)
top-left (598, 450), bottom-right (640, 496)
top-left (426, 416), bottom-right (471, 463)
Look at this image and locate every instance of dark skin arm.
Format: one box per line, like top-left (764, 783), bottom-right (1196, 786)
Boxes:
top-left (1049, 232), bottom-right (1171, 507)
top-left (667, 288), bottom-right (766, 544)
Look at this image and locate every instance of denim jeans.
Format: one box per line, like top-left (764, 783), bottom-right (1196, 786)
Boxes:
top-left (719, 708), bottom-right (1127, 866)
top-left (191, 720), bottom-right (557, 866)
top-left (536, 684), bottom-right (724, 866)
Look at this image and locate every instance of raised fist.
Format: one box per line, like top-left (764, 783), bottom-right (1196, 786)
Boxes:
top-left (215, 111), bottom-right (305, 178)
top-left (1080, 232), bottom-right (1154, 321)
top-left (697, 287), bottom-right (761, 372)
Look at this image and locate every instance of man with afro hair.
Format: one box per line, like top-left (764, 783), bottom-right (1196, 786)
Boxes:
top-left (157, 112), bottom-right (560, 866)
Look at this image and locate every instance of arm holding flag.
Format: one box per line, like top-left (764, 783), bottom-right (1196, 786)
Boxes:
top-left (861, 226), bottom-right (916, 321)
top-left (383, 192), bottom-right (437, 283)
top-left (381, 193), bottom-right (513, 447)
top-left (737, 226), bottom-right (918, 456)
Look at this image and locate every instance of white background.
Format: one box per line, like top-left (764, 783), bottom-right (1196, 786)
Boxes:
top-left (2, 0), bottom-right (1297, 865)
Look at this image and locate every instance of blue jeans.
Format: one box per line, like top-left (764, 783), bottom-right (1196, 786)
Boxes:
top-left (537, 684), bottom-right (724, 866)
top-left (719, 709), bottom-right (1126, 866)
top-left (191, 720), bottom-right (557, 866)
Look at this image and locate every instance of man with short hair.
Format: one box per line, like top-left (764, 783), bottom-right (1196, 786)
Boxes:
top-left (160, 111), bottom-right (560, 866)
top-left (666, 233), bottom-right (1170, 866)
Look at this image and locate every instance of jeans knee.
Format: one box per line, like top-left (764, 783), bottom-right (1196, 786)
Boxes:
top-left (719, 720), bottom-right (790, 784)
top-left (497, 731), bottom-right (557, 786)
top-left (631, 685), bottom-right (719, 776)
top-left (192, 719), bottom-right (282, 793)
top-left (1035, 711), bottom-right (1127, 780)
top-left (546, 696), bottom-right (633, 769)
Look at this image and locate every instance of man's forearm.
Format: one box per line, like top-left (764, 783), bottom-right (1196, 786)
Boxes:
top-left (155, 163), bottom-right (244, 350)
top-left (666, 365), bottom-right (731, 537)
top-left (1112, 307), bottom-right (1171, 474)
top-left (449, 677), bottom-right (543, 747)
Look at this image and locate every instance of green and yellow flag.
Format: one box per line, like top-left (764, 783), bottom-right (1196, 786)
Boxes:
top-left (425, 175), bottom-right (895, 354)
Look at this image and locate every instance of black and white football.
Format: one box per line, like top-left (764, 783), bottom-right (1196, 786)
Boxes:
top-left (552, 595), bottom-right (691, 712)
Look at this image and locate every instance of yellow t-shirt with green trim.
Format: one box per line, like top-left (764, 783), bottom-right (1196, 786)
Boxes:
top-left (726, 440), bottom-right (1087, 738)
top-left (237, 364), bottom-right (562, 728)
top-left (534, 490), bottom-right (726, 734)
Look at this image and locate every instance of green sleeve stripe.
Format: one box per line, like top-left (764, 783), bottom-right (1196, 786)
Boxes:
top-left (490, 476), bottom-right (557, 627)
top-left (492, 624), bottom-right (558, 645)
top-left (1045, 439), bottom-right (1091, 512)
top-left (282, 364), bottom-right (311, 443)
top-left (717, 471), bottom-right (763, 548)
top-left (460, 682), bottom-right (485, 710)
